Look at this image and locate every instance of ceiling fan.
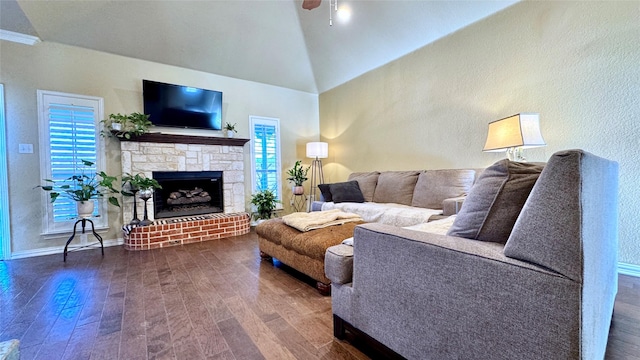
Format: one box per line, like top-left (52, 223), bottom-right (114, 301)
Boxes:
top-left (302, 0), bottom-right (322, 10)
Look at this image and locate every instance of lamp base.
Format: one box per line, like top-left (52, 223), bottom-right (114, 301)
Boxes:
top-left (507, 147), bottom-right (526, 162)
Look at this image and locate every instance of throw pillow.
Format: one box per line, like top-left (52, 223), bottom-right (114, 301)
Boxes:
top-left (318, 184), bottom-right (333, 202)
top-left (328, 181), bottom-right (365, 203)
top-left (411, 169), bottom-right (476, 209)
top-left (348, 172), bottom-right (380, 202)
top-left (446, 160), bottom-right (544, 243)
top-left (372, 171), bottom-right (420, 205)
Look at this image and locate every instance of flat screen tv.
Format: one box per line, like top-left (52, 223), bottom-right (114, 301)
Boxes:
top-left (143, 80), bottom-right (223, 130)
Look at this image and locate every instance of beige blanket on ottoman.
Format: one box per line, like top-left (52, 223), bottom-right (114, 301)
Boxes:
top-left (282, 209), bottom-right (363, 232)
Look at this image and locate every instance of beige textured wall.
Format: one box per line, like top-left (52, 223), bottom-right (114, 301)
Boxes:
top-left (1, 41), bottom-right (319, 254)
top-left (319, 2), bottom-right (640, 265)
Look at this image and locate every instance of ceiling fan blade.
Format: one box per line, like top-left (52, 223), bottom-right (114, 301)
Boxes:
top-left (302, 0), bottom-right (321, 10)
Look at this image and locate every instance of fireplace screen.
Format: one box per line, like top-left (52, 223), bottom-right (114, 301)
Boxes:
top-left (152, 171), bottom-right (223, 219)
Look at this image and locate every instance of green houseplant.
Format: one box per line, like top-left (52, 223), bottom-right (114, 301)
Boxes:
top-left (286, 160), bottom-right (309, 195)
top-left (37, 160), bottom-right (121, 218)
top-left (121, 173), bottom-right (162, 225)
top-left (250, 189), bottom-right (279, 221)
top-left (224, 122), bottom-right (237, 138)
top-left (101, 112), bottom-right (153, 140)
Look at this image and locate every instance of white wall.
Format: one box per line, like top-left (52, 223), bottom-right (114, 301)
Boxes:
top-left (0, 40), bottom-right (319, 255)
top-left (319, 2), bottom-right (640, 266)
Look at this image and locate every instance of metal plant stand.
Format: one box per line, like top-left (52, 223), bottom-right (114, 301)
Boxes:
top-left (63, 218), bottom-right (103, 262)
top-left (129, 189), bottom-right (140, 225)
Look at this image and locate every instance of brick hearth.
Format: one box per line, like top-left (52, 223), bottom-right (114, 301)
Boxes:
top-left (124, 213), bottom-right (250, 251)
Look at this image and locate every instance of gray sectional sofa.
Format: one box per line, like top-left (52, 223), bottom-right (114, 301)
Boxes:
top-left (325, 150), bottom-right (619, 359)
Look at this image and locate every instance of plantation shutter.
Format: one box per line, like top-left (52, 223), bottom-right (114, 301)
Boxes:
top-left (48, 103), bottom-right (99, 222)
top-left (250, 116), bottom-right (282, 203)
top-left (38, 90), bottom-right (106, 234)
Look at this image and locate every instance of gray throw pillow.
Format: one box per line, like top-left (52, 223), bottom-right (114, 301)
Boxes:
top-left (329, 181), bottom-right (365, 203)
top-left (446, 160), bottom-right (544, 243)
top-left (318, 184), bottom-right (333, 202)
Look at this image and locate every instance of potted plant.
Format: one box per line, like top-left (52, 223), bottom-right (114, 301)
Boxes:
top-left (286, 160), bottom-right (309, 195)
top-left (224, 122), bottom-right (237, 138)
top-left (101, 112), bottom-right (153, 140)
top-left (250, 189), bottom-right (279, 222)
top-left (37, 159), bottom-right (121, 218)
top-left (121, 173), bottom-right (162, 225)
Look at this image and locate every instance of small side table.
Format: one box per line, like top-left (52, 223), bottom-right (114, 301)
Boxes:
top-left (291, 193), bottom-right (308, 212)
top-left (64, 218), bottom-right (104, 262)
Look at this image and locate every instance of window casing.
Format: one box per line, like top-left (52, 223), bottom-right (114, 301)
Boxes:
top-left (37, 90), bottom-right (107, 234)
top-left (249, 116), bottom-right (282, 207)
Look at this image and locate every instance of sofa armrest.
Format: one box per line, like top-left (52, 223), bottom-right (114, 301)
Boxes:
top-left (311, 201), bottom-right (325, 212)
top-left (442, 196), bottom-right (465, 216)
top-left (325, 244), bottom-right (354, 285)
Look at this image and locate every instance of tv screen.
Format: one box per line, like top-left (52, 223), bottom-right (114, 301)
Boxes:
top-left (143, 80), bottom-right (223, 130)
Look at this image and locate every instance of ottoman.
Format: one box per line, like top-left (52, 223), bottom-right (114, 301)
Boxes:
top-left (256, 218), bottom-right (364, 295)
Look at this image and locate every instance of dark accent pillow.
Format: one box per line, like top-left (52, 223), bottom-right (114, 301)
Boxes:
top-left (318, 184), bottom-right (333, 202)
top-left (446, 159), bottom-right (544, 244)
top-left (328, 181), bottom-right (365, 203)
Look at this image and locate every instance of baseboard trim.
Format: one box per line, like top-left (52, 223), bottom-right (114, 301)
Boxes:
top-left (618, 262), bottom-right (640, 277)
top-left (10, 238), bottom-right (123, 260)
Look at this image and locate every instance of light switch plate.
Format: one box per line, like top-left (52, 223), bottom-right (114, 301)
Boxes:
top-left (18, 143), bottom-right (33, 153)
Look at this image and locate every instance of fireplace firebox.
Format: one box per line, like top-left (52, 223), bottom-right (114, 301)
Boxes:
top-left (152, 171), bottom-right (223, 219)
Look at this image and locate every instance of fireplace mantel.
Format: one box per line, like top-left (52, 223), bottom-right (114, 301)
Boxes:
top-left (118, 132), bottom-right (250, 146)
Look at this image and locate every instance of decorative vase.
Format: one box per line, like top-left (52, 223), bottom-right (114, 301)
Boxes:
top-left (76, 200), bottom-right (95, 219)
top-left (138, 188), bottom-right (154, 226)
top-left (111, 123), bottom-right (122, 131)
top-left (227, 130), bottom-right (235, 138)
top-left (292, 185), bottom-right (304, 195)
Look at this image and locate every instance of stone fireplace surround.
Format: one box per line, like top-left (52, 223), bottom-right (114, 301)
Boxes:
top-left (120, 133), bottom-right (251, 250)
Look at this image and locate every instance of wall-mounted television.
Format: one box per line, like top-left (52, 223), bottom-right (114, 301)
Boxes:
top-left (143, 80), bottom-right (223, 130)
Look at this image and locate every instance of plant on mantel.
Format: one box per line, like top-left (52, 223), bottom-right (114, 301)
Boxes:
top-left (100, 112), bottom-right (152, 140)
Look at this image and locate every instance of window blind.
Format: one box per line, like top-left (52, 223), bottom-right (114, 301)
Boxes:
top-left (47, 103), bottom-right (99, 222)
top-left (253, 123), bottom-right (280, 199)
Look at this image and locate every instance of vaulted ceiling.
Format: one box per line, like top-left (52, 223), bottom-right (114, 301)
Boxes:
top-left (1, 0), bottom-right (518, 94)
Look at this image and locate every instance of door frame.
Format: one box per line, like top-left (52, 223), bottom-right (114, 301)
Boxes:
top-left (0, 84), bottom-right (11, 260)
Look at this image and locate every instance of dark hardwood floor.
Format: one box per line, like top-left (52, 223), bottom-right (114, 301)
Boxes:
top-left (0, 231), bottom-right (638, 360)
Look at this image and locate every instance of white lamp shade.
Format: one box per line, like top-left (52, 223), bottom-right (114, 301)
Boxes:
top-left (483, 113), bottom-right (546, 152)
top-left (306, 142), bottom-right (328, 158)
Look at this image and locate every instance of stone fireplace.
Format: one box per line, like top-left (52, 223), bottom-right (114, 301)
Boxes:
top-left (152, 170), bottom-right (224, 219)
top-left (119, 133), bottom-right (251, 250)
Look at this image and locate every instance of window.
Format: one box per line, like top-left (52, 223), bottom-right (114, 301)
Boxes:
top-left (37, 90), bottom-right (106, 234)
top-left (250, 116), bottom-right (282, 205)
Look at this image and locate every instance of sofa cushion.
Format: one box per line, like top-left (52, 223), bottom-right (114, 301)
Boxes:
top-left (446, 159), bottom-right (544, 243)
top-left (348, 172), bottom-right (380, 202)
top-left (328, 181), bottom-right (365, 203)
top-left (372, 171), bottom-right (420, 206)
top-left (411, 169), bottom-right (476, 209)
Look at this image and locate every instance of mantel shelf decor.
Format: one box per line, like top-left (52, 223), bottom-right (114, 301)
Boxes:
top-left (114, 131), bottom-right (250, 146)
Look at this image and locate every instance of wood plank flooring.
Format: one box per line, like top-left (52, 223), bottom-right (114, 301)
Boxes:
top-left (0, 230), bottom-right (638, 360)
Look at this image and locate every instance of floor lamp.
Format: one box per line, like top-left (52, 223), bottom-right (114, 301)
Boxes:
top-left (307, 142), bottom-right (328, 211)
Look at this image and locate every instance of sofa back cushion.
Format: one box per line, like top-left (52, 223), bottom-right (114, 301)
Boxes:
top-left (372, 171), bottom-right (420, 205)
top-left (411, 169), bottom-right (476, 209)
top-left (447, 160), bottom-right (544, 243)
top-left (348, 172), bottom-right (380, 202)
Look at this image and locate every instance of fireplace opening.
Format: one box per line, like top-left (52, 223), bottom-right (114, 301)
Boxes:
top-left (152, 171), bottom-right (223, 219)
